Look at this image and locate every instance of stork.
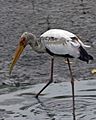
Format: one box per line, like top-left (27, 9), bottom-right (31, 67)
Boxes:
top-left (9, 29), bottom-right (93, 119)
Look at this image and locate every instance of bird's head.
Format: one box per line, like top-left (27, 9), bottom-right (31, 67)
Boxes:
top-left (9, 32), bottom-right (36, 75)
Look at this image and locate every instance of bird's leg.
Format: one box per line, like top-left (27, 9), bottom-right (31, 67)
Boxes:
top-left (67, 58), bottom-right (76, 120)
top-left (36, 57), bottom-right (54, 98)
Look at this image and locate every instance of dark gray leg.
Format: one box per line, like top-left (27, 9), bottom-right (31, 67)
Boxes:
top-left (36, 57), bottom-right (54, 98)
top-left (67, 58), bottom-right (76, 120)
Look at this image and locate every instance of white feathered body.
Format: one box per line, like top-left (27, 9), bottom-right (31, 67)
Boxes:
top-left (40, 29), bottom-right (90, 59)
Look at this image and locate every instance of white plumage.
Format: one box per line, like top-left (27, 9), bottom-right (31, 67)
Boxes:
top-left (9, 29), bottom-right (93, 99)
top-left (40, 29), bottom-right (91, 59)
top-left (40, 29), bottom-right (89, 47)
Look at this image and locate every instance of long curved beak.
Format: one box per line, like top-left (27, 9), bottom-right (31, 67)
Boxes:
top-left (9, 37), bottom-right (27, 75)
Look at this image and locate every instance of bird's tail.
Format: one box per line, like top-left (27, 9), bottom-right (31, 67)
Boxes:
top-left (78, 46), bottom-right (93, 63)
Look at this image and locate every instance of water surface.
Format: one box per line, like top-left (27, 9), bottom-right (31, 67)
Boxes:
top-left (0, 80), bottom-right (96, 120)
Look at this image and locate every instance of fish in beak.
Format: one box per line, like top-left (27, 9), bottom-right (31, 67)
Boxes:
top-left (9, 37), bottom-right (27, 75)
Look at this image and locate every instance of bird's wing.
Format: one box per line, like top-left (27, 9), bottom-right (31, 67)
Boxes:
top-left (40, 29), bottom-right (90, 58)
top-left (71, 36), bottom-right (90, 48)
top-left (41, 36), bottom-right (80, 58)
top-left (41, 29), bottom-right (90, 48)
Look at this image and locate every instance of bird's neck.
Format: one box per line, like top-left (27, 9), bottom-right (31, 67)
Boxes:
top-left (29, 40), bottom-right (45, 53)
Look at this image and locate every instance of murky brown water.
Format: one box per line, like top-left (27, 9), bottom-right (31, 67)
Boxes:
top-left (0, 0), bottom-right (96, 120)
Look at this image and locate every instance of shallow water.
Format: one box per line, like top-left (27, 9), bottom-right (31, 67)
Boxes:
top-left (0, 80), bottom-right (96, 120)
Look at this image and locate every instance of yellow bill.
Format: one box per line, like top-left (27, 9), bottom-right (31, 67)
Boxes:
top-left (9, 37), bottom-right (27, 75)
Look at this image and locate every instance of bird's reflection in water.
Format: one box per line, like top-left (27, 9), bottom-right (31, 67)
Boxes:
top-left (36, 97), bottom-right (56, 119)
